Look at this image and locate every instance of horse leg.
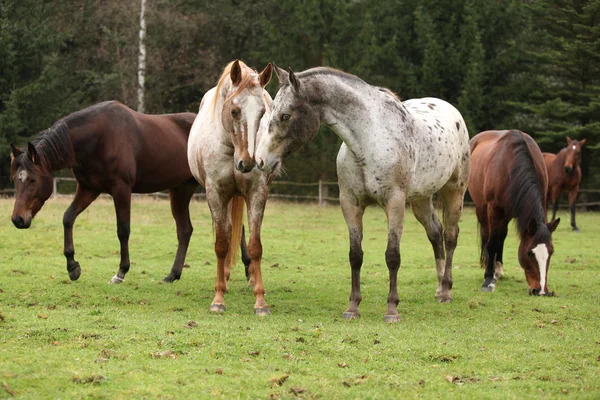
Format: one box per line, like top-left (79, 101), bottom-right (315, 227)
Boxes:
top-left (63, 184), bottom-right (99, 281)
top-left (438, 187), bottom-right (466, 302)
top-left (569, 187), bottom-right (580, 232)
top-left (493, 221), bottom-right (509, 282)
top-left (162, 181), bottom-right (196, 283)
top-left (383, 193), bottom-right (406, 323)
top-left (550, 186), bottom-right (560, 223)
top-left (207, 190), bottom-right (232, 313)
top-left (340, 195), bottom-right (365, 319)
top-left (246, 190), bottom-right (270, 316)
top-left (475, 205), bottom-right (489, 267)
top-left (241, 226), bottom-right (253, 284)
top-left (482, 207), bottom-right (504, 292)
top-left (109, 185), bottom-right (132, 284)
top-left (411, 198), bottom-right (445, 300)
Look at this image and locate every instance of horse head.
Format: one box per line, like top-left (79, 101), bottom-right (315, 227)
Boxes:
top-left (9, 143), bottom-right (54, 229)
top-left (255, 65), bottom-right (321, 174)
top-left (517, 218), bottom-right (560, 296)
top-left (564, 136), bottom-right (586, 174)
top-left (219, 60), bottom-right (273, 173)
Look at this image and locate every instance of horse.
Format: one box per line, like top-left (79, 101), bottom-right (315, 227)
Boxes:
top-left (468, 130), bottom-right (560, 295)
top-left (9, 101), bottom-right (251, 284)
top-left (254, 66), bottom-right (470, 322)
top-left (543, 137), bottom-right (587, 232)
top-left (187, 60), bottom-right (275, 316)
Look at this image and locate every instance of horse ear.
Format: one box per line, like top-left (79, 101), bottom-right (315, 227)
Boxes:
top-left (27, 142), bottom-right (39, 165)
top-left (258, 63), bottom-right (273, 88)
top-left (579, 138), bottom-right (586, 146)
top-left (547, 218), bottom-right (560, 233)
top-left (566, 136), bottom-right (572, 145)
top-left (288, 67), bottom-right (299, 92)
top-left (10, 143), bottom-right (22, 160)
top-left (272, 63), bottom-right (289, 85)
top-left (230, 60), bottom-right (243, 85)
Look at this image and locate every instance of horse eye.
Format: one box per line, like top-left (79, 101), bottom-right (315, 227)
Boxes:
top-left (281, 114), bottom-right (291, 121)
top-left (31, 178), bottom-right (37, 183)
top-left (231, 109), bottom-right (240, 118)
top-left (527, 250), bottom-right (534, 258)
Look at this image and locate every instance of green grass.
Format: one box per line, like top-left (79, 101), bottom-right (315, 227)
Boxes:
top-left (1, 197), bottom-right (599, 399)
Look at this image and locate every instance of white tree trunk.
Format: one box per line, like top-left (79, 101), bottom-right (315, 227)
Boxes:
top-left (137, 0), bottom-right (147, 113)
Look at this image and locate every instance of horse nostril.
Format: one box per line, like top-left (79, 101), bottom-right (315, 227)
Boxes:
top-left (12, 215), bottom-right (24, 228)
top-left (258, 159), bottom-right (264, 170)
top-left (564, 166), bottom-right (572, 173)
top-left (237, 160), bottom-right (245, 172)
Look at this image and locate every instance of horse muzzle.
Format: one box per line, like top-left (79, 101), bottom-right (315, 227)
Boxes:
top-left (12, 214), bottom-right (32, 229)
top-left (236, 159), bottom-right (255, 173)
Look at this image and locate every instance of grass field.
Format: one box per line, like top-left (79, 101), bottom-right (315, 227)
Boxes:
top-left (0, 197), bottom-right (599, 399)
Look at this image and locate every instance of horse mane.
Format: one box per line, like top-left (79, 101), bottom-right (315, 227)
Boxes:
top-left (209, 60), bottom-right (260, 120)
top-left (505, 131), bottom-right (550, 242)
top-left (11, 120), bottom-right (75, 178)
top-left (297, 67), bottom-right (402, 101)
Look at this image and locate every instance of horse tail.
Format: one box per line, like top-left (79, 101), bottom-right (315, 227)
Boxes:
top-left (227, 196), bottom-right (245, 270)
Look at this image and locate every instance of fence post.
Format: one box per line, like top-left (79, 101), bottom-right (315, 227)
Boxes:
top-left (52, 177), bottom-right (58, 198)
top-left (318, 180), bottom-right (323, 207)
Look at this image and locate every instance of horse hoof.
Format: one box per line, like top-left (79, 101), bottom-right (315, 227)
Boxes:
top-left (384, 314), bottom-right (401, 323)
top-left (210, 304), bottom-right (226, 313)
top-left (109, 275), bottom-right (124, 284)
top-left (68, 264), bottom-right (81, 281)
top-left (573, 228), bottom-right (581, 233)
top-left (161, 274), bottom-right (180, 283)
top-left (343, 311), bottom-right (360, 320)
top-left (255, 307), bottom-right (271, 316)
top-left (437, 295), bottom-right (453, 303)
top-left (481, 284), bottom-right (495, 292)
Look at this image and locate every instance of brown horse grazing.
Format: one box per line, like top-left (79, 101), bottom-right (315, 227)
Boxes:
top-left (543, 137), bottom-right (587, 232)
top-left (9, 101), bottom-right (250, 283)
top-left (468, 130), bottom-right (560, 295)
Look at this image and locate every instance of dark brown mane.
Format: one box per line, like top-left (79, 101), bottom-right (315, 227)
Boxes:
top-left (505, 131), bottom-right (550, 242)
top-left (11, 120), bottom-right (75, 178)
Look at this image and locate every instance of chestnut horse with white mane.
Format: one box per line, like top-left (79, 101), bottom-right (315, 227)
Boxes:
top-left (187, 60), bottom-right (274, 315)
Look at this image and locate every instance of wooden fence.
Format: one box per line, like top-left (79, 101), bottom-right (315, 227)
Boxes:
top-left (2, 177), bottom-right (600, 209)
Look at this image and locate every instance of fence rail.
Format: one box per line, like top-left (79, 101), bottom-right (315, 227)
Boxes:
top-left (2, 177), bottom-right (600, 209)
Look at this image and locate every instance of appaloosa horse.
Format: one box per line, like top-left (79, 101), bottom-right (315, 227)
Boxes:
top-left (10, 101), bottom-right (250, 283)
top-left (468, 130), bottom-right (560, 295)
top-left (187, 60), bottom-right (275, 315)
top-left (544, 137), bottom-right (586, 232)
top-left (255, 66), bottom-right (470, 322)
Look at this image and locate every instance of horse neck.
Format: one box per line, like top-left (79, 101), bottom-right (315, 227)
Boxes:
top-left (304, 74), bottom-right (408, 154)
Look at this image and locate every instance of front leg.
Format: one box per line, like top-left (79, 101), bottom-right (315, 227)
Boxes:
top-left (340, 196), bottom-right (365, 319)
top-left (206, 188), bottom-right (233, 313)
top-left (109, 185), bottom-right (132, 284)
top-left (383, 193), bottom-right (406, 323)
top-left (246, 188), bottom-right (270, 316)
top-left (569, 187), bottom-right (580, 232)
top-left (63, 184), bottom-right (99, 281)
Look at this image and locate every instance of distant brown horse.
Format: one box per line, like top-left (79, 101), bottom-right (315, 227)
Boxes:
top-left (544, 137), bottom-right (586, 232)
top-left (10, 101), bottom-right (250, 283)
top-left (468, 130), bottom-right (560, 295)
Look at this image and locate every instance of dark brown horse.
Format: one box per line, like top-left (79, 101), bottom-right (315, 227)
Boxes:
top-left (543, 137), bottom-right (586, 232)
top-left (10, 101), bottom-right (249, 283)
top-left (468, 130), bottom-right (560, 295)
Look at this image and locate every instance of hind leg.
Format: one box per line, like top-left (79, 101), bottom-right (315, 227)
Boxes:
top-left (438, 187), bottom-right (466, 302)
top-left (241, 226), bottom-right (253, 284)
top-left (340, 194), bottom-right (366, 319)
top-left (411, 198), bottom-right (445, 300)
top-left (494, 222), bottom-right (508, 281)
top-left (63, 184), bottom-right (99, 281)
top-left (163, 181), bottom-right (197, 283)
top-left (481, 206), bottom-right (507, 291)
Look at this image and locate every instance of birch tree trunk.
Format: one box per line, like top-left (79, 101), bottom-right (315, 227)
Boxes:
top-left (137, 0), bottom-right (147, 113)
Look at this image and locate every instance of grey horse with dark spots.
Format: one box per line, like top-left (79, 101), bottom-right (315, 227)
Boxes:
top-left (255, 66), bottom-right (470, 322)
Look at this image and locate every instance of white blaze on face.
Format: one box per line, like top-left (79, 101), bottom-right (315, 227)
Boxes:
top-left (572, 145), bottom-right (576, 151)
top-left (18, 170), bottom-right (28, 183)
top-left (531, 243), bottom-right (549, 295)
top-left (245, 95), bottom-right (264, 158)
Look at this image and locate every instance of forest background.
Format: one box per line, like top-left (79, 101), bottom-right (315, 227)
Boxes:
top-left (1, 0), bottom-right (598, 190)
